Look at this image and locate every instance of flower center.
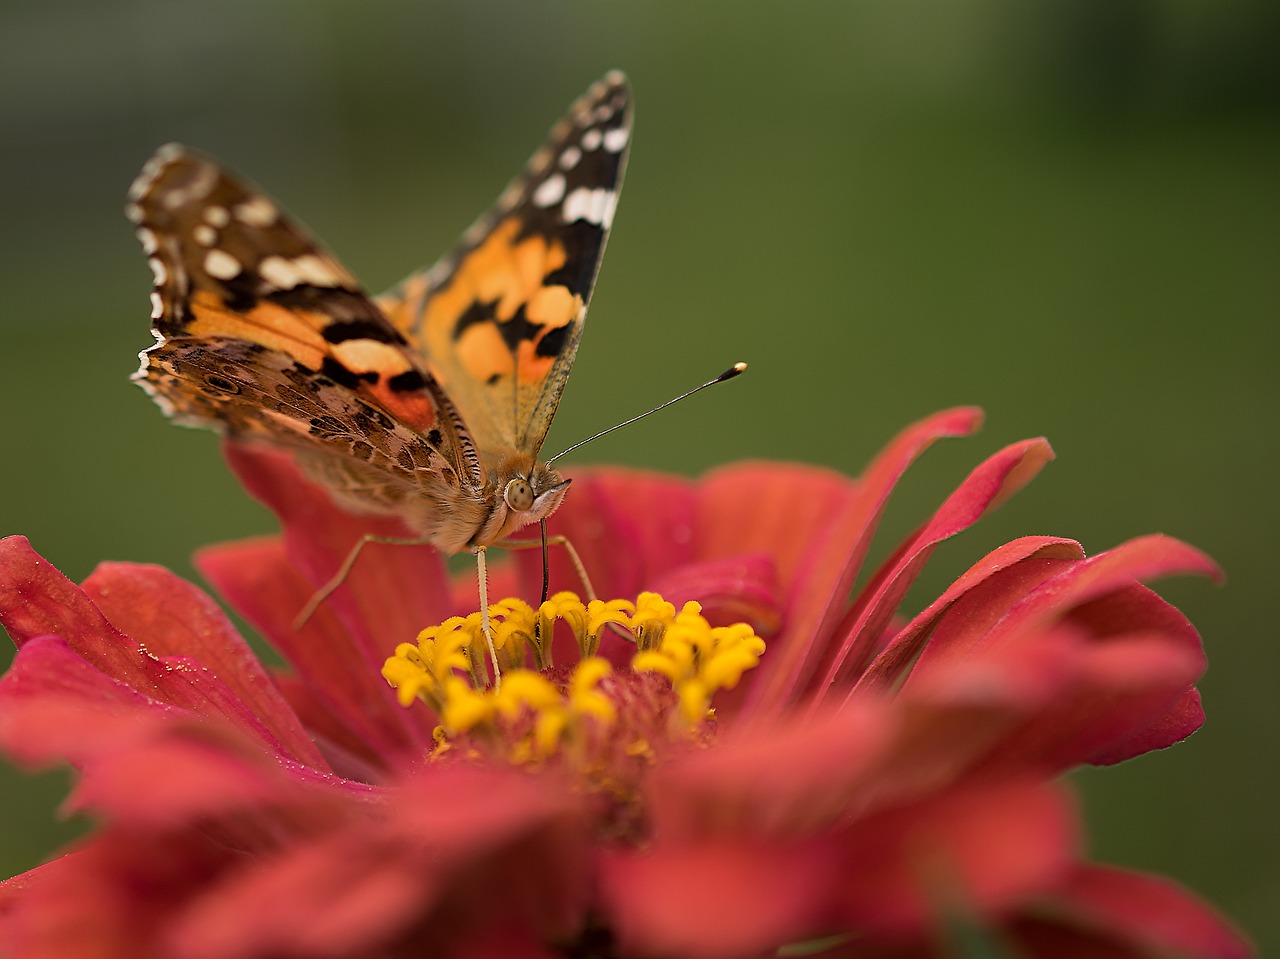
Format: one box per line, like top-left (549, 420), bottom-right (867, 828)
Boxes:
top-left (382, 592), bottom-right (765, 836)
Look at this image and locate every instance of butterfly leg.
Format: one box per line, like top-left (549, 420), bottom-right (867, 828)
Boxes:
top-left (474, 545), bottom-right (502, 689)
top-left (292, 534), bottom-right (432, 631)
top-left (497, 532), bottom-right (599, 605)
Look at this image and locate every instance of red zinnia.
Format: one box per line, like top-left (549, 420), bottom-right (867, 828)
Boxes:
top-left (0, 408), bottom-right (1252, 958)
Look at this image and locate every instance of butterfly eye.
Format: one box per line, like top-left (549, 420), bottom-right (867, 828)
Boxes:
top-left (504, 478), bottom-right (535, 512)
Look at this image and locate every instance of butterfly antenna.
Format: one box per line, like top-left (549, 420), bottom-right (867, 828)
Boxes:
top-left (546, 362), bottom-right (747, 466)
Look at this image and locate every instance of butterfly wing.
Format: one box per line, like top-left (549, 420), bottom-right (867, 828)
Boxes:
top-left (128, 145), bottom-right (483, 507)
top-left (377, 71), bottom-right (632, 460)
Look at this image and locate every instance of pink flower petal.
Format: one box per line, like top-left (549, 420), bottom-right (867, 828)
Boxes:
top-left (599, 839), bottom-right (836, 959)
top-left (648, 553), bottom-right (782, 634)
top-left (81, 561), bottom-right (324, 769)
top-left (645, 702), bottom-right (895, 840)
top-left (167, 765), bottom-right (590, 959)
top-left (900, 536), bottom-right (1218, 762)
top-left (815, 436), bottom-right (1055, 706)
top-left (1062, 584), bottom-right (1211, 762)
top-left (0, 638), bottom-right (368, 826)
top-left (0, 636), bottom-right (191, 767)
top-left (1049, 864), bottom-right (1254, 959)
top-left (0, 541), bottom-right (318, 766)
top-left (270, 672), bottom-right (389, 780)
top-left (742, 407), bottom-right (984, 716)
top-left (517, 467), bottom-right (687, 600)
top-left (858, 536), bottom-right (1085, 696)
top-left (981, 534), bottom-right (1223, 654)
top-left (222, 442), bottom-right (455, 652)
top-left (833, 779), bottom-right (1078, 937)
top-left (972, 630), bottom-right (1205, 773)
top-left (198, 536), bottom-right (434, 762)
top-left (1, 832), bottom-right (241, 959)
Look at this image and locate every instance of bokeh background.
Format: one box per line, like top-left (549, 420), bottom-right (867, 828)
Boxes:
top-left (1, 0), bottom-right (1276, 950)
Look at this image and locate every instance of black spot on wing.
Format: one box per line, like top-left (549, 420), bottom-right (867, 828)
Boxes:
top-left (452, 298), bottom-right (499, 341)
top-left (323, 319), bottom-right (404, 345)
top-left (321, 356), bottom-right (377, 389)
top-left (388, 369), bottom-right (427, 392)
top-left (218, 271), bottom-right (259, 313)
top-left (270, 286), bottom-right (406, 340)
top-left (535, 322), bottom-right (572, 359)
top-left (496, 304), bottom-right (543, 354)
top-left (539, 220), bottom-right (606, 298)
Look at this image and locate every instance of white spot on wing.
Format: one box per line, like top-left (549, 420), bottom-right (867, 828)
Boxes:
top-left (532, 173), bottom-right (566, 209)
top-left (204, 249), bottom-right (241, 280)
top-left (259, 255), bottom-right (300, 289)
top-left (581, 128), bottom-right (602, 151)
top-left (148, 257), bottom-right (167, 285)
top-left (234, 195), bottom-right (278, 227)
top-left (603, 126), bottom-right (629, 153)
top-left (136, 228), bottom-right (158, 255)
top-left (259, 253), bottom-right (343, 289)
top-left (562, 186), bottom-right (617, 228)
top-left (149, 291), bottom-right (165, 319)
top-left (193, 225), bottom-right (217, 247)
top-left (559, 145), bottom-right (582, 170)
top-left (293, 254), bottom-right (343, 286)
top-left (203, 205), bottom-right (231, 227)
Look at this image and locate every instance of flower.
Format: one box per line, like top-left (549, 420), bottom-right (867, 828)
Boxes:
top-left (0, 408), bottom-right (1252, 958)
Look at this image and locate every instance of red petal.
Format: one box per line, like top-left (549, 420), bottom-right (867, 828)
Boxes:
top-left (66, 719), bottom-right (346, 827)
top-left (0, 638), bottom-right (366, 825)
top-left (0, 637), bottom-right (186, 768)
top-left (974, 630), bottom-right (1204, 774)
top-left (197, 536), bottom-right (433, 761)
top-left (452, 928), bottom-right (566, 959)
top-left (649, 553), bottom-right (783, 635)
top-left (834, 779), bottom-right (1078, 937)
top-left (902, 536), bottom-right (1218, 762)
top-left (599, 839), bottom-right (836, 959)
top-left (645, 702), bottom-right (894, 840)
top-left (270, 672), bottom-right (389, 780)
top-left (981, 535), bottom-right (1222, 653)
top-left (815, 437), bottom-right (1055, 706)
top-left (1, 536), bottom-right (152, 675)
top-left (222, 442), bottom-right (455, 647)
top-left (81, 561), bottom-right (324, 769)
top-left (858, 536), bottom-right (1084, 696)
top-left (167, 765), bottom-right (589, 959)
top-left (0, 541), bottom-right (321, 765)
top-left (518, 467), bottom-right (690, 600)
top-left (1087, 685), bottom-right (1204, 765)
top-left (741, 407), bottom-right (984, 717)
top-left (0, 831), bottom-right (241, 959)
top-left (1065, 584), bottom-right (1211, 761)
top-left (1049, 864), bottom-right (1253, 959)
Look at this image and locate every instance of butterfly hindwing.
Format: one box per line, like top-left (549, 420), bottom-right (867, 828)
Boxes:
top-left (378, 71), bottom-right (632, 460)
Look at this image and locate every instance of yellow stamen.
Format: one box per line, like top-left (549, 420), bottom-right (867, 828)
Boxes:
top-left (381, 591), bottom-right (764, 763)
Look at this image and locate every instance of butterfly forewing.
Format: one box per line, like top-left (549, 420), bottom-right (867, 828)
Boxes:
top-left (129, 146), bottom-right (483, 503)
top-left (378, 71), bottom-right (632, 460)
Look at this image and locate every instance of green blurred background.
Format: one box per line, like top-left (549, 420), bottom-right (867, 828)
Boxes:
top-left (1, 0), bottom-right (1276, 950)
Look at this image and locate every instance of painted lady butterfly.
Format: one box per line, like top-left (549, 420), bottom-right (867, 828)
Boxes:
top-left (127, 73), bottom-right (631, 596)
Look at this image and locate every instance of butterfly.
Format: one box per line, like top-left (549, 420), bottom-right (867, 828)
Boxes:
top-left (127, 73), bottom-right (631, 622)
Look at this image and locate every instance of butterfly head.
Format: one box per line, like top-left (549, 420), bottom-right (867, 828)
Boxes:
top-left (473, 455), bottom-right (570, 548)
